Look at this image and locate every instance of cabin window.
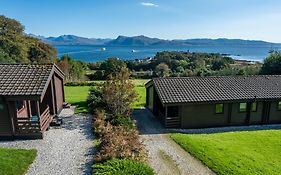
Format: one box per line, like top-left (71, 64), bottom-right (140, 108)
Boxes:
top-left (16, 101), bottom-right (25, 111)
top-left (277, 102), bottom-right (281, 110)
top-left (167, 106), bottom-right (179, 117)
top-left (239, 103), bottom-right (247, 112)
top-left (251, 102), bottom-right (257, 112)
top-left (215, 104), bottom-right (224, 114)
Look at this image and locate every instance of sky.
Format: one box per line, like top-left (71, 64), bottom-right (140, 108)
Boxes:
top-left (1, 0), bottom-right (281, 42)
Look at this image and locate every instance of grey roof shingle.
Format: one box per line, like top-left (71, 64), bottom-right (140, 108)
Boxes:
top-left (0, 64), bottom-right (55, 96)
top-left (151, 76), bottom-right (281, 104)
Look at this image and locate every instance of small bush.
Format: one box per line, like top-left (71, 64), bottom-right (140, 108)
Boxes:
top-left (64, 81), bottom-right (97, 86)
top-left (111, 114), bottom-right (135, 128)
top-left (94, 124), bottom-right (146, 162)
top-left (93, 159), bottom-right (154, 175)
top-left (92, 110), bottom-right (112, 137)
top-left (87, 87), bottom-right (106, 113)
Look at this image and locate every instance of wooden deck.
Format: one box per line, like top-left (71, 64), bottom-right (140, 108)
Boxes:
top-left (15, 106), bottom-right (53, 137)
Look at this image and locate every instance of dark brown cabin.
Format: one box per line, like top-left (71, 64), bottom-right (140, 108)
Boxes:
top-left (146, 76), bottom-right (281, 128)
top-left (0, 64), bottom-right (65, 139)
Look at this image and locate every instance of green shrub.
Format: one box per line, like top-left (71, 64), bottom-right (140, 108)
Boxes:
top-left (111, 114), bottom-right (135, 128)
top-left (64, 81), bottom-right (97, 86)
top-left (87, 87), bottom-right (106, 113)
top-left (93, 159), bottom-right (154, 175)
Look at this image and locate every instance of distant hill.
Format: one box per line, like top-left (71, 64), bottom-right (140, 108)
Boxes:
top-left (29, 34), bottom-right (112, 45)
top-left (107, 36), bottom-right (279, 46)
top-left (106, 35), bottom-right (177, 46)
top-left (29, 34), bottom-right (281, 47)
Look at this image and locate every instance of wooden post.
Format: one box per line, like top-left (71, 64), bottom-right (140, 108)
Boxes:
top-left (50, 78), bottom-right (56, 115)
top-left (27, 100), bottom-right (32, 118)
top-left (36, 101), bottom-right (40, 118)
top-left (52, 75), bottom-right (58, 114)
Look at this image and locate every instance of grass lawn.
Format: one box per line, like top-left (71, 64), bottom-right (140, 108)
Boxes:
top-left (64, 86), bottom-right (90, 113)
top-left (170, 130), bottom-right (281, 175)
top-left (0, 148), bottom-right (37, 175)
top-left (133, 86), bottom-right (146, 109)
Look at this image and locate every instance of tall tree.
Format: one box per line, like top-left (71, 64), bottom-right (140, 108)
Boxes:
top-left (155, 63), bottom-right (170, 77)
top-left (261, 51), bottom-right (281, 75)
top-left (0, 15), bottom-right (57, 63)
top-left (102, 67), bottom-right (137, 116)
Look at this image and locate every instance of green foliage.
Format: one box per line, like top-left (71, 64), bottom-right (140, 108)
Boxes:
top-left (101, 67), bottom-right (138, 116)
top-left (93, 159), bottom-right (154, 175)
top-left (64, 81), bottom-right (97, 86)
top-left (127, 51), bottom-right (236, 78)
top-left (57, 54), bottom-right (87, 82)
top-left (171, 130), bottom-right (281, 175)
top-left (87, 86), bottom-right (106, 113)
top-left (111, 114), bottom-right (135, 128)
top-left (261, 51), bottom-right (281, 74)
top-left (100, 58), bottom-right (127, 78)
top-left (0, 15), bottom-right (56, 63)
top-left (0, 148), bottom-right (37, 175)
top-left (155, 63), bottom-right (170, 77)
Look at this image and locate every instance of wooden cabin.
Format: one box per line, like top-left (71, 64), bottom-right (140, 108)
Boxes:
top-left (146, 76), bottom-right (281, 128)
top-left (0, 64), bottom-right (65, 139)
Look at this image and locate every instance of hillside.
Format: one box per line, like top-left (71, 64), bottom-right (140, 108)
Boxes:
top-left (33, 34), bottom-right (281, 47)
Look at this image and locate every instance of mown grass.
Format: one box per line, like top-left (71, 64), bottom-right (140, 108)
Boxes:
top-left (133, 86), bottom-right (146, 109)
top-left (64, 79), bottom-right (149, 113)
top-left (0, 148), bottom-right (37, 175)
top-left (64, 86), bottom-right (90, 113)
top-left (170, 130), bottom-right (281, 175)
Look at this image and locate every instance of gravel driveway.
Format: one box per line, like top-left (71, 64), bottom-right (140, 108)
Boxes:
top-left (133, 109), bottom-right (214, 175)
top-left (0, 107), bottom-right (94, 175)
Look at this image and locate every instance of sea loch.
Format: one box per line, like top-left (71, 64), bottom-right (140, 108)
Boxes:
top-left (55, 44), bottom-right (281, 62)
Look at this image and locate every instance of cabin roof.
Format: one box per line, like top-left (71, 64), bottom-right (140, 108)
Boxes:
top-left (148, 75), bottom-right (281, 104)
top-left (0, 64), bottom-right (63, 96)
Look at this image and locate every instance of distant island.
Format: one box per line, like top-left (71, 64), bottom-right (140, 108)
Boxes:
top-left (30, 34), bottom-right (281, 47)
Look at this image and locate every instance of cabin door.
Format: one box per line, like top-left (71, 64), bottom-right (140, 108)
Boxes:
top-left (262, 102), bottom-right (271, 124)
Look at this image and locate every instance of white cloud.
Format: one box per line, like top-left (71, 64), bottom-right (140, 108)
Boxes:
top-left (141, 2), bottom-right (159, 7)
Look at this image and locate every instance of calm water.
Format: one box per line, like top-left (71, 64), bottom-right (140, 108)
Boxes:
top-left (55, 45), bottom-right (281, 62)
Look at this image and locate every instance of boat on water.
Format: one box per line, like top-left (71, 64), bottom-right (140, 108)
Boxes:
top-left (101, 47), bottom-right (106, 51)
top-left (131, 49), bottom-right (137, 53)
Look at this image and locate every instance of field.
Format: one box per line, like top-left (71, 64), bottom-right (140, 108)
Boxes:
top-left (64, 79), bottom-right (149, 113)
top-left (0, 148), bottom-right (37, 175)
top-left (64, 86), bottom-right (90, 113)
top-left (170, 130), bottom-right (281, 175)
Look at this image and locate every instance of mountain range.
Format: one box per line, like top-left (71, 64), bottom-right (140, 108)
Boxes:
top-left (30, 34), bottom-right (281, 47)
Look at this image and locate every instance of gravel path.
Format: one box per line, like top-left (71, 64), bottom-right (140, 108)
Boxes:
top-left (133, 109), bottom-right (214, 175)
top-left (0, 107), bottom-right (94, 175)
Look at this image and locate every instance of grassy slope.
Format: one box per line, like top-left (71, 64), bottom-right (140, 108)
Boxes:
top-left (64, 86), bottom-right (90, 113)
top-left (170, 130), bottom-right (281, 175)
top-left (0, 148), bottom-right (37, 175)
top-left (64, 79), bottom-right (149, 113)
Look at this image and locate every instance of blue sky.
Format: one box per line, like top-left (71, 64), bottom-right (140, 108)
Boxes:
top-left (1, 0), bottom-right (281, 42)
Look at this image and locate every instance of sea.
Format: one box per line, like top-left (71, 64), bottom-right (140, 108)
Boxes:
top-left (55, 45), bottom-right (281, 63)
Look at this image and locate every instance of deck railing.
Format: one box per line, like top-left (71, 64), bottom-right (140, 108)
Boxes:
top-left (16, 118), bottom-right (41, 134)
top-left (16, 106), bottom-right (52, 134)
top-left (40, 106), bottom-right (52, 132)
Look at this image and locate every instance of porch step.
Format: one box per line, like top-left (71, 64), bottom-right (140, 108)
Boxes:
top-left (50, 115), bottom-right (63, 126)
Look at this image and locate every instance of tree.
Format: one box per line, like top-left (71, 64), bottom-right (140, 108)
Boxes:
top-left (57, 54), bottom-right (86, 82)
top-left (100, 58), bottom-right (127, 78)
top-left (260, 51), bottom-right (281, 75)
top-left (101, 68), bottom-right (137, 116)
top-left (155, 63), bottom-right (169, 77)
top-left (0, 15), bottom-right (56, 63)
